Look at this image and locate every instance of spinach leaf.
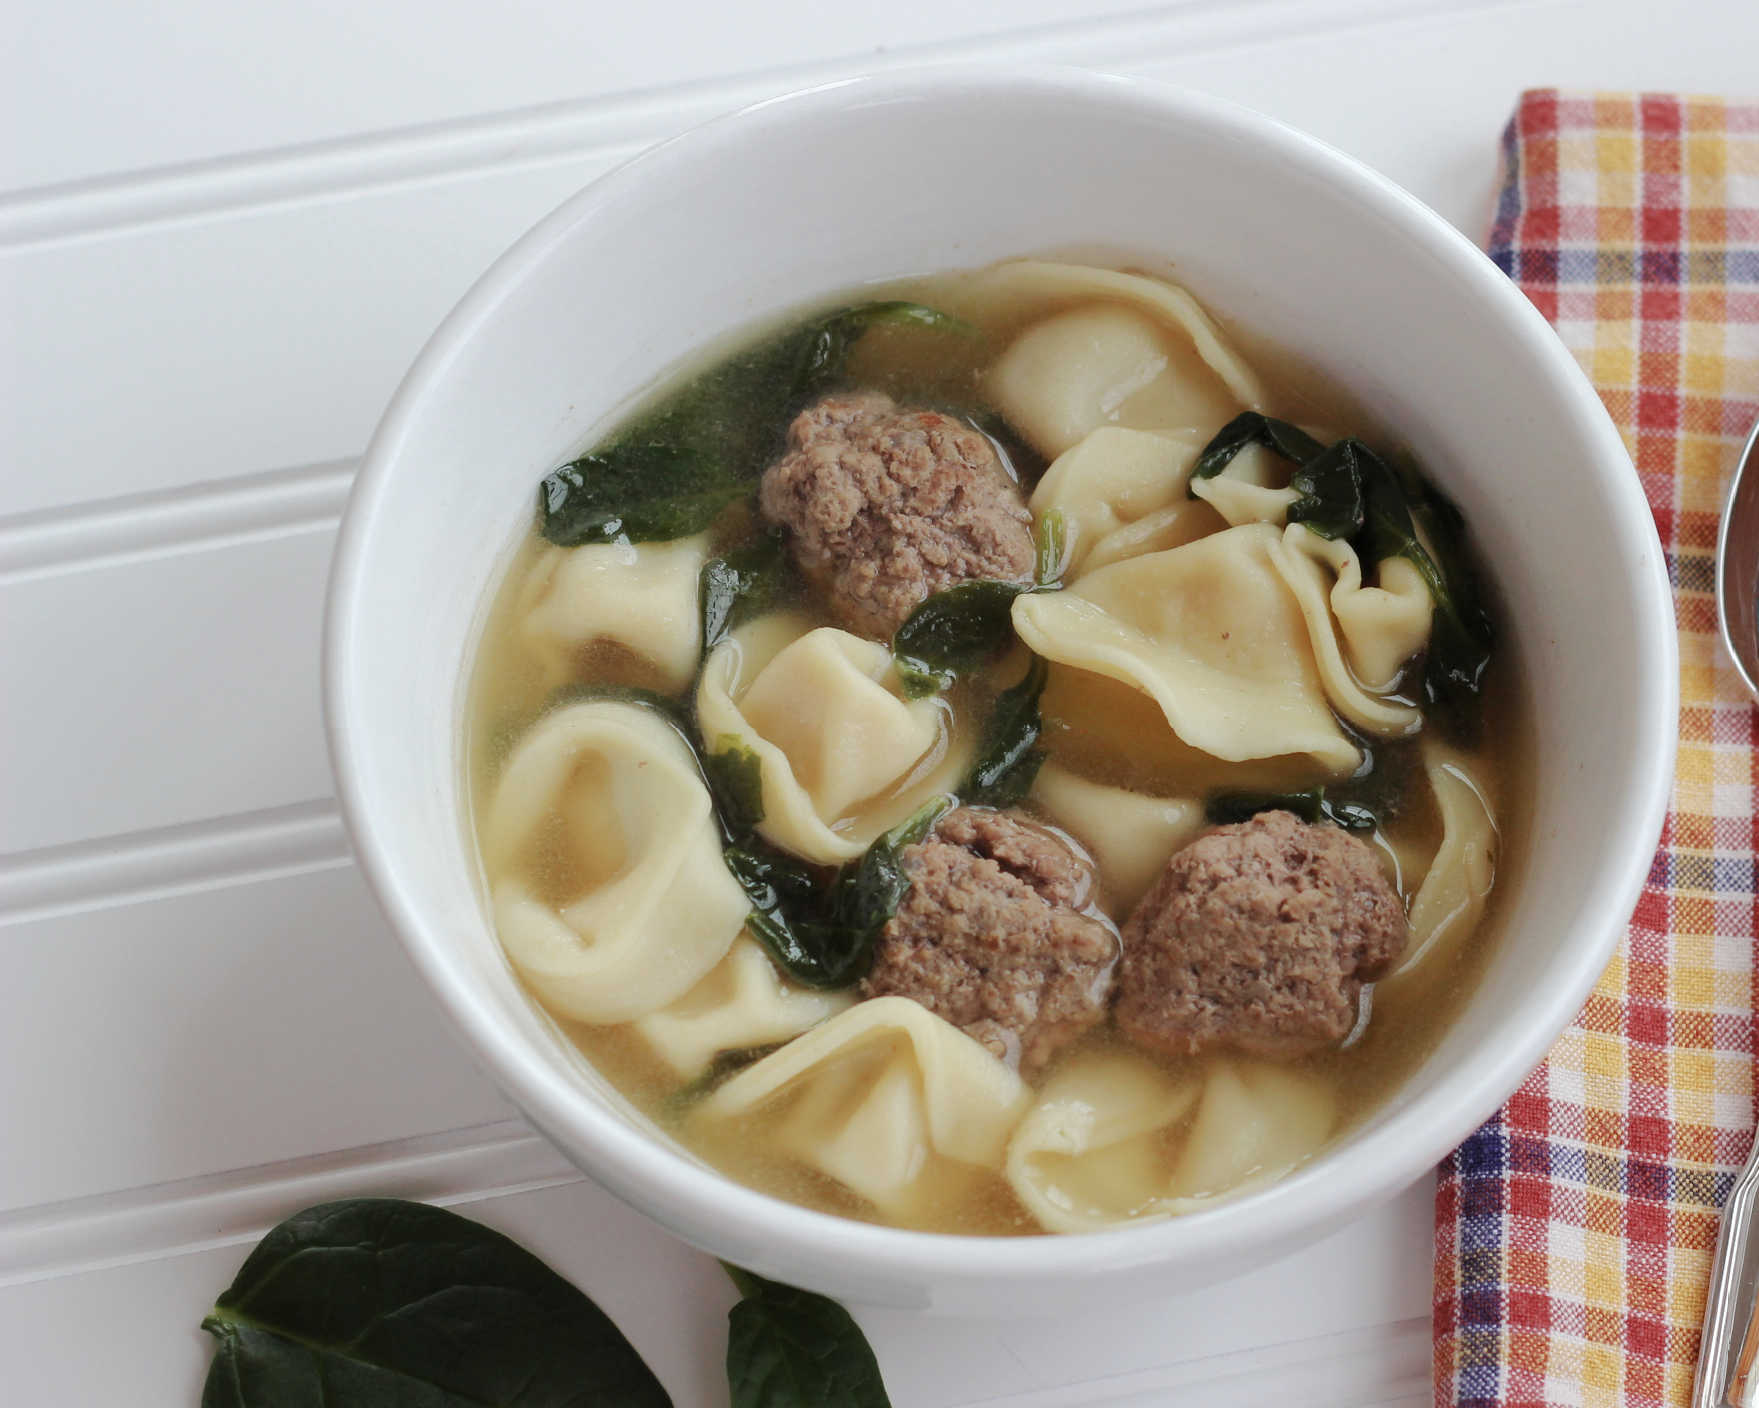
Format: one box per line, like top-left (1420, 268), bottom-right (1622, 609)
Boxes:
top-left (1285, 439), bottom-right (1366, 540)
top-left (725, 1266), bottom-right (891, 1408)
top-left (892, 580), bottom-right (1028, 697)
top-left (1349, 443), bottom-right (1494, 710)
top-left (539, 445), bottom-right (747, 547)
top-left (1034, 508), bottom-right (1068, 587)
top-left (1188, 412), bottom-right (1326, 484)
top-left (1205, 789), bottom-right (1378, 832)
top-left (962, 656), bottom-right (1049, 808)
top-left (613, 301), bottom-right (968, 484)
top-left (788, 302), bottom-right (971, 405)
top-left (199, 1198), bottom-right (670, 1408)
top-left (703, 738), bottom-right (769, 839)
top-left (702, 534), bottom-right (791, 653)
top-left (727, 798), bottom-right (948, 989)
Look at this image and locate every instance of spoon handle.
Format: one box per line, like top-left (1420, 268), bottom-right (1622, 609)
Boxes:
top-left (1696, 1135), bottom-right (1759, 1406)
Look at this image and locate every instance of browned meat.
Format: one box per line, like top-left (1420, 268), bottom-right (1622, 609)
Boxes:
top-left (758, 392), bottom-right (1035, 639)
top-left (863, 807), bottom-right (1118, 1074)
top-left (1114, 810), bottom-right (1408, 1061)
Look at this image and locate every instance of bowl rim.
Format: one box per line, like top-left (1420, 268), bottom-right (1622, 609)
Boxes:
top-left (324, 64), bottom-right (1678, 1289)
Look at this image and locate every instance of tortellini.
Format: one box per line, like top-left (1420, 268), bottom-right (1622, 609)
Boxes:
top-left (1012, 523), bottom-right (1362, 774)
top-left (696, 614), bottom-right (970, 863)
top-left (1188, 444), bottom-right (1302, 528)
top-left (694, 997), bottom-right (1031, 1218)
top-left (1004, 1049), bottom-right (1338, 1233)
top-left (977, 262), bottom-right (1267, 461)
top-left (516, 536), bottom-right (708, 692)
top-left (1030, 764), bottom-right (1204, 915)
top-left (1028, 427), bottom-right (1222, 578)
top-left (1268, 526), bottom-right (1430, 737)
top-left (1384, 741), bottom-right (1499, 984)
top-left (482, 700), bottom-right (747, 1024)
top-left (631, 938), bottom-right (854, 1080)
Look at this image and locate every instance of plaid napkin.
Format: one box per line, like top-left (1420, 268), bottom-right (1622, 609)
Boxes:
top-left (1433, 92), bottom-right (1759, 1407)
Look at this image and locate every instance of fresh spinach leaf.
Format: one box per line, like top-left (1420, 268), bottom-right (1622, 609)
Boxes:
top-left (539, 445), bottom-right (747, 547)
top-left (1034, 508), bottom-right (1068, 587)
top-left (704, 739), bottom-right (769, 840)
top-left (1205, 789), bottom-right (1378, 832)
top-left (199, 1198), bottom-right (670, 1408)
top-left (727, 798), bottom-right (948, 989)
top-left (892, 580), bottom-right (1028, 697)
top-left (962, 656), bottom-right (1049, 809)
top-left (725, 1266), bottom-right (891, 1408)
top-left (702, 534), bottom-right (791, 652)
top-left (1188, 412), bottom-right (1326, 484)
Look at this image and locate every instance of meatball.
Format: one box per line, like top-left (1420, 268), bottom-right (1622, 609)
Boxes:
top-left (1113, 810), bottom-right (1408, 1061)
top-left (758, 392), bottom-right (1035, 639)
top-left (863, 808), bottom-right (1118, 1074)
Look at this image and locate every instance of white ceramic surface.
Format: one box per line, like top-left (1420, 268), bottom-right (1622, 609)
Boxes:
top-left (324, 67), bottom-right (1676, 1314)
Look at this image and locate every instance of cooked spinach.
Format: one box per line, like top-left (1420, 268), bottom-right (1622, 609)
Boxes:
top-left (1285, 439), bottom-right (1367, 540)
top-left (539, 445), bottom-right (747, 547)
top-left (1034, 508), bottom-right (1068, 587)
top-left (962, 656), bottom-right (1049, 809)
top-left (702, 534), bottom-right (791, 653)
top-left (787, 302), bottom-right (970, 404)
top-left (1347, 443), bottom-right (1494, 711)
top-left (892, 579), bottom-right (1028, 697)
top-left (724, 1266), bottom-right (892, 1408)
top-left (1187, 414), bottom-right (1493, 707)
top-left (1205, 788), bottom-right (1378, 832)
top-left (726, 798), bottom-right (948, 989)
top-left (540, 301), bottom-right (965, 549)
top-left (199, 1198), bottom-right (670, 1408)
top-left (1188, 411), bottom-right (1326, 483)
top-left (703, 738), bottom-right (769, 839)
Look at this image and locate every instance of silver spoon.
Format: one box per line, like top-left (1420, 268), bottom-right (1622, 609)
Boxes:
top-left (1696, 414), bottom-right (1759, 1407)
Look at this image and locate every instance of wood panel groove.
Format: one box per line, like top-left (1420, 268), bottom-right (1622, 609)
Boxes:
top-left (0, 798), bottom-right (347, 927)
top-left (0, 457), bottom-right (354, 585)
top-left (0, 0), bottom-right (1523, 252)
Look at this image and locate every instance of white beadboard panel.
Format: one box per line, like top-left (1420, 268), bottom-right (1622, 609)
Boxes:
top-left (1, 0), bottom-right (1504, 195)
top-left (0, 1171), bottom-right (1432, 1406)
top-left (7, 0), bottom-right (1758, 521)
top-left (0, 524), bottom-right (336, 854)
top-left (0, 862), bottom-right (512, 1213)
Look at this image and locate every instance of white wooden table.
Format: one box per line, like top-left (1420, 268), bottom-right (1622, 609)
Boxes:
top-left (3, 2), bottom-right (1751, 1402)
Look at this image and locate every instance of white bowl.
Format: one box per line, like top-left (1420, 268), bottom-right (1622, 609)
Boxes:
top-left (325, 67), bottom-right (1676, 1314)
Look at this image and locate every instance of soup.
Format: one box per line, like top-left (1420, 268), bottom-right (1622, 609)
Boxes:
top-left (467, 260), bottom-right (1521, 1236)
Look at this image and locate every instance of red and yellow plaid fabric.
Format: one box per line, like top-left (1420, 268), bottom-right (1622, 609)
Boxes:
top-left (1433, 91), bottom-right (1759, 1407)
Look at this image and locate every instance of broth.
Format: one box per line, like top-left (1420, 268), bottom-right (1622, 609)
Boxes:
top-left (466, 262), bottom-right (1528, 1236)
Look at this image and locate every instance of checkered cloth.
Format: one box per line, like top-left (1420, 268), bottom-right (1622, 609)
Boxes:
top-left (1433, 91), bottom-right (1759, 1407)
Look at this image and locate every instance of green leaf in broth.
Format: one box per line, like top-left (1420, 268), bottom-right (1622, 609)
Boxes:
top-left (198, 1199), bottom-right (670, 1408)
top-left (1188, 411), bottom-right (1327, 485)
top-left (608, 300), bottom-right (970, 484)
top-left (790, 302), bottom-right (973, 403)
top-left (724, 1266), bottom-right (892, 1408)
top-left (538, 444), bottom-right (747, 547)
top-left (726, 797), bottom-right (949, 990)
top-left (1347, 441), bottom-right (1494, 712)
top-left (892, 579), bottom-right (1028, 697)
top-left (1204, 788), bottom-right (1378, 833)
top-left (1285, 439), bottom-right (1367, 540)
top-left (1033, 508), bottom-right (1069, 587)
top-left (701, 533), bottom-right (790, 653)
top-left (703, 739), bottom-right (768, 840)
top-left (961, 656), bottom-right (1049, 809)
